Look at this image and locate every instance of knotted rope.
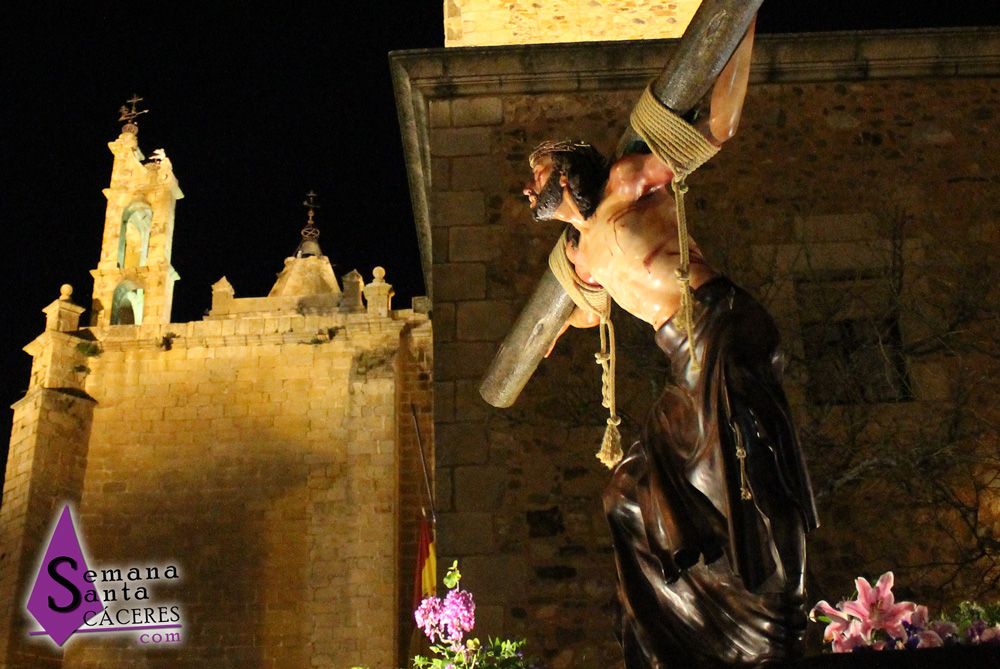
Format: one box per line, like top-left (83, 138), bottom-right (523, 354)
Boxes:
top-left (630, 84), bottom-right (751, 499)
top-left (630, 84), bottom-right (720, 371)
top-left (549, 231), bottom-right (622, 469)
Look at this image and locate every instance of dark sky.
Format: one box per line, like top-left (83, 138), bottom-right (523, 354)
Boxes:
top-left (0, 2), bottom-right (996, 459)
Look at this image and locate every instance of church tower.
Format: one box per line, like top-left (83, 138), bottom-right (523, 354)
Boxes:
top-left (0, 100), bottom-right (433, 669)
top-left (89, 96), bottom-right (182, 327)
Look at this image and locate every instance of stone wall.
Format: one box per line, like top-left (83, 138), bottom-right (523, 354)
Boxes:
top-left (393, 28), bottom-right (1000, 666)
top-left (0, 298), bottom-right (432, 668)
top-left (444, 0), bottom-right (700, 46)
top-left (0, 388), bottom-right (94, 669)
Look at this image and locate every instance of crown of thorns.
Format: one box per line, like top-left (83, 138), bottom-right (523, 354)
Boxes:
top-left (528, 139), bottom-right (594, 167)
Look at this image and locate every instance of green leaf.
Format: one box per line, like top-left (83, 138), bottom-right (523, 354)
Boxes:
top-left (983, 601), bottom-right (1000, 625)
top-left (443, 560), bottom-right (461, 589)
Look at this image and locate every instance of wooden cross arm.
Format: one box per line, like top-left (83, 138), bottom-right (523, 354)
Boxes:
top-left (479, 0), bottom-right (763, 408)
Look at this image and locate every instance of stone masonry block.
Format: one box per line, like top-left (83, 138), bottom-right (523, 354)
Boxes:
top-left (429, 127), bottom-right (491, 157)
top-left (435, 465), bottom-right (454, 512)
top-left (451, 97), bottom-right (503, 126)
top-left (432, 191), bottom-right (487, 227)
top-left (433, 263), bottom-right (486, 301)
top-left (435, 342), bottom-right (496, 381)
top-left (433, 302), bottom-right (455, 342)
top-left (453, 379), bottom-right (493, 422)
top-left (450, 156), bottom-right (497, 191)
top-left (428, 99), bottom-right (451, 128)
top-left (434, 381), bottom-right (455, 423)
top-left (456, 300), bottom-right (513, 341)
top-left (794, 213), bottom-right (881, 243)
top-left (449, 226), bottom-right (502, 262)
top-left (437, 512), bottom-right (495, 555)
top-left (436, 422), bottom-right (488, 466)
top-left (460, 555), bottom-right (528, 603)
top-left (432, 227), bottom-right (449, 263)
top-left (454, 465), bottom-right (507, 512)
top-left (431, 158), bottom-right (450, 191)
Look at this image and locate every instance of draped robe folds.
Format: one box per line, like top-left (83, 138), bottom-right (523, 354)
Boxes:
top-left (603, 276), bottom-right (819, 668)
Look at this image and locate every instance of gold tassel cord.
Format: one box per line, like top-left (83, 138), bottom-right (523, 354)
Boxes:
top-left (670, 177), bottom-right (700, 372)
top-left (631, 82), bottom-right (753, 496)
top-left (544, 85), bottom-right (722, 471)
top-left (629, 83), bottom-right (719, 370)
top-left (721, 385), bottom-right (753, 501)
top-left (549, 233), bottom-right (623, 469)
top-left (595, 316), bottom-right (622, 469)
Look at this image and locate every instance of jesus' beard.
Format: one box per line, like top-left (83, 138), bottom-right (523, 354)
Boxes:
top-left (530, 172), bottom-right (565, 222)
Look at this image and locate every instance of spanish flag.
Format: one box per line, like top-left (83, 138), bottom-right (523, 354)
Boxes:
top-left (412, 514), bottom-right (437, 609)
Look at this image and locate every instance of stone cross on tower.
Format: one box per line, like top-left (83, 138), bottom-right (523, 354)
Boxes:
top-left (296, 190), bottom-right (323, 258)
top-left (117, 93), bottom-right (149, 134)
top-left (90, 109), bottom-right (183, 327)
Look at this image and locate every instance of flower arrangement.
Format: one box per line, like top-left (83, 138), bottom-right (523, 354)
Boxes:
top-left (412, 561), bottom-right (533, 669)
top-left (810, 571), bottom-right (1000, 652)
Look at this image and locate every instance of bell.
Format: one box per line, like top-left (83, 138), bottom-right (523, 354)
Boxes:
top-left (296, 239), bottom-right (323, 258)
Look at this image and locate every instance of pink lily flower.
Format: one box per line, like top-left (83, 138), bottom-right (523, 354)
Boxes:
top-left (809, 600), bottom-right (853, 643)
top-left (840, 571), bottom-right (916, 640)
top-left (831, 619), bottom-right (871, 653)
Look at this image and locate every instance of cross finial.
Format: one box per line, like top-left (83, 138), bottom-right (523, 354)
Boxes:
top-left (295, 190), bottom-right (323, 258)
top-left (302, 190), bottom-right (320, 228)
top-left (118, 93), bottom-right (149, 133)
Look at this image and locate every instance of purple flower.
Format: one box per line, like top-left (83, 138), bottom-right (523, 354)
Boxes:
top-left (914, 630), bottom-right (944, 648)
top-left (967, 619), bottom-right (987, 644)
top-left (415, 596), bottom-right (443, 641)
top-left (929, 620), bottom-right (959, 641)
top-left (440, 589), bottom-right (476, 642)
top-left (968, 620), bottom-right (1000, 645)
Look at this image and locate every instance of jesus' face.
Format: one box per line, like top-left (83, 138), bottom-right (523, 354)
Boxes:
top-left (524, 156), bottom-right (565, 222)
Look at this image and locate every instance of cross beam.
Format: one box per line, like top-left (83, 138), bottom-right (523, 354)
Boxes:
top-left (479, 0), bottom-right (763, 408)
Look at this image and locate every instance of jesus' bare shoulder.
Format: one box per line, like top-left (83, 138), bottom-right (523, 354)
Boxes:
top-left (568, 153), bottom-right (717, 330)
top-left (528, 20), bottom-right (755, 336)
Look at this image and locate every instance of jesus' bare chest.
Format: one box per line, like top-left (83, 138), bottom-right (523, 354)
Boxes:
top-left (575, 191), bottom-right (715, 327)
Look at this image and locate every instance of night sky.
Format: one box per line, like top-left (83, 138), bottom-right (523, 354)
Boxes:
top-left (1, 2), bottom-right (996, 462)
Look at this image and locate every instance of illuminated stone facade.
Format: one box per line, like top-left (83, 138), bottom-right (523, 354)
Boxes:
top-left (393, 27), bottom-right (1000, 666)
top-left (0, 128), bottom-right (433, 668)
top-left (444, 0), bottom-right (702, 46)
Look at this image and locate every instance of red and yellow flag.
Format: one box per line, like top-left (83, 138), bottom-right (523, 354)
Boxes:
top-left (412, 515), bottom-right (437, 610)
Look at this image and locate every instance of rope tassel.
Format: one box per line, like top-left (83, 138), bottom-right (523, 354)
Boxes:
top-left (543, 82), bottom-right (721, 471)
top-left (595, 316), bottom-right (623, 468)
top-left (549, 233), bottom-right (622, 469)
top-left (597, 415), bottom-right (623, 469)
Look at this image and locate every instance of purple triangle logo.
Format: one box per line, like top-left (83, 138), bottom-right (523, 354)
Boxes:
top-left (26, 505), bottom-right (103, 646)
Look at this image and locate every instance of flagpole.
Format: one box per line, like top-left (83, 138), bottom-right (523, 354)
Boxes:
top-left (408, 401), bottom-right (438, 663)
top-left (410, 403), bottom-right (436, 523)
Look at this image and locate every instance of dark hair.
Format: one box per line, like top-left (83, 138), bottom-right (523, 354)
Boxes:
top-left (529, 140), bottom-right (609, 220)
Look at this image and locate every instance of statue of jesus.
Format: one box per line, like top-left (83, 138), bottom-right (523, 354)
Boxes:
top-left (523, 23), bottom-right (819, 668)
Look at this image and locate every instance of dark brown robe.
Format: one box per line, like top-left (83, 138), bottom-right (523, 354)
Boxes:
top-left (604, 276), bottom-right (819, 668)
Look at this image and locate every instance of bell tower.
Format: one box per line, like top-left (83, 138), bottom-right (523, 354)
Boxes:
top-left (90, 95), bottom-right (182, 327)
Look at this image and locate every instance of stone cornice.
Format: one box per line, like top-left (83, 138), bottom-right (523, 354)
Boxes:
top-left (390, 27), bottom-right (1000, 293)
top-left (11, 386), bottom-right (97, 411)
